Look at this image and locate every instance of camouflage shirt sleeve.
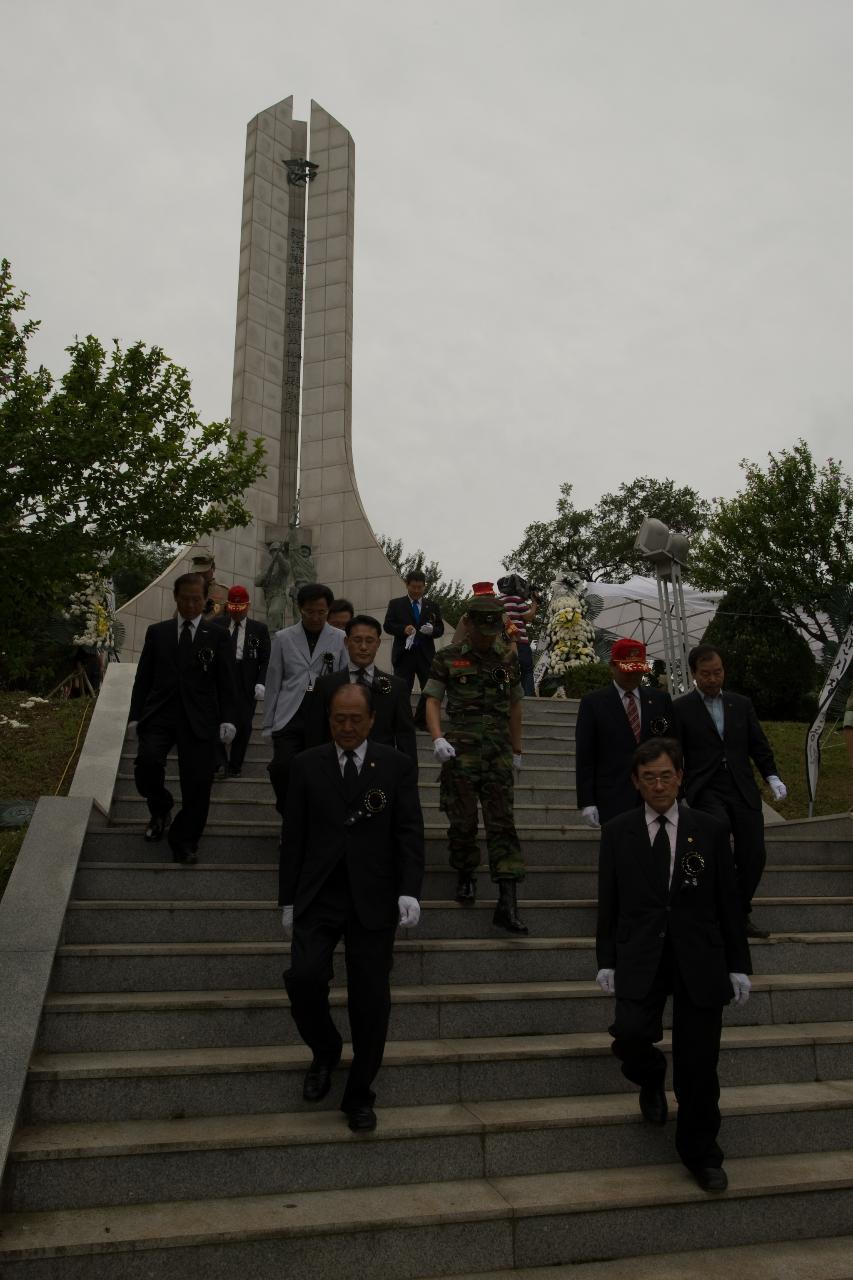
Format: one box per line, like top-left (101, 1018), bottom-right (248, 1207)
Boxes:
top-left (423, 648), bottom-right (450, 701)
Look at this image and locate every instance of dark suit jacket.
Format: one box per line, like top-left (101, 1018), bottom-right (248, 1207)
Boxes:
top-left (211, 616), bottom-right (271, 704)
top-left (596, 804), bottom-right (751, 1007)
top-left (305, 668), bottom-right (418, 765)
top-left (383, 595), bottom-right (445, 666)
top-left (129, 618), bottom-right (239, 740)
top-left (280, 742), bottom-right (424, 929)
top-left (673, 688), bottom-right (777, 811)
top-left (575, 684), bottom-right (677, 823)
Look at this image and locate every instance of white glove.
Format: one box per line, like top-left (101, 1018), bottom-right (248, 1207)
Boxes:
top-left (581, 805), bottom-right (600, 829)
top-left (512, 753), bottom-right (523, 783)
top-left (254, 683), bottom-right (265, 700)
top-left (596, 968), bottom-right (615, 995)
top-left (730, 973), bottom-right (751, 1006)
top-left (219, 722), bottom-right (237, 744)
top-left (419, 622), bottom-right (434, 636)
top-left (404, 632), bottom-right (416, 650)
top-left (433, 737), bottom-right (457, 763)
top-left (398, 895), bottom-right (421, 927)
top-left (767, 775), bottom-right (787, 802)
top-left (127, 720), bottom-right (139, 739)
top-left (281, 905), bottom-right (294, 932)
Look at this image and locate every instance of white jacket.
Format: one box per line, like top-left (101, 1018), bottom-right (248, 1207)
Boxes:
top-left (262, 622), bottom-right (348, 735)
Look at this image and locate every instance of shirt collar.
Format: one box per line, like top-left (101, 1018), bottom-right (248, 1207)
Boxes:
top-left (179, 614), bottom-right (203, 635)
top-left (349, 663), bottom-right (375, 679)
top-left (645, 801), bottom-right (679, 827)
top-left (335, 739), bottom-right (369, 768)
top-left (614, 682), bottom-right (639, 699)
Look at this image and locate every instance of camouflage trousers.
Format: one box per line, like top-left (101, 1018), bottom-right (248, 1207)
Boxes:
top-left (439, 750), bottom-right (525, 883)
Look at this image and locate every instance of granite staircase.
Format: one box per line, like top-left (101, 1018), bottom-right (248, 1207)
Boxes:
top-left (2, 698), bottom-right (853, 1276)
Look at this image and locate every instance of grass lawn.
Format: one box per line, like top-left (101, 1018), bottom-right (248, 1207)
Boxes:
top-left (0, 692), bottom-right (95, 900)
top-left (760, 720), bottom-right (853, 821)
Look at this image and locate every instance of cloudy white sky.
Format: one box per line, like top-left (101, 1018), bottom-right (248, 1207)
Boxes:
top-left (4, 0), bottom-right (853, 589)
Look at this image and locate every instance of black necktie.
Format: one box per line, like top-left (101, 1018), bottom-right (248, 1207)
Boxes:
top-left (179, 619), bottom-right (193, 664)
top-left (653, 814), bottom-right (670, 892)
top-left (343, 749), bottom-right (360, 799)
top-left (231, 622), bottom-right (239, 655)
top-left (355, 668), bottom-right (368, 686)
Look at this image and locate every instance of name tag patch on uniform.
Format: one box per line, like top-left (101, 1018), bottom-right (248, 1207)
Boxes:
top-left (452, 660), bottom-right (472, 668)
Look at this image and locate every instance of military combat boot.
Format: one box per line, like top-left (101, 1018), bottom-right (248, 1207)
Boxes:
top-left (493, 880), bottom-right (528, 934)
top-left (455, 874), bottom-right (476, 905)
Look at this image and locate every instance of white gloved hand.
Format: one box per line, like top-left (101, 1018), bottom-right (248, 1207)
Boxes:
top-left (419, 622), bottom-right (434, 636)
top-left (433, 737), bottom-right (457, 763)
top-left (281, 905), bottom-right (294, 932)
top-left (219, 722), bottom-right (237, 744)
top-left (404, 632), bottom-right (416, 650)
top-left (767, 775), bottom-right (787, 802)
top-left (581, 805), bottom-right (601, 829)
top-left (730, 973), bottom-right (751, 1006)
top-left (398, 895), bottom-right (421, 927)
top-left (512, 753), bottom-right (523, 783)
top-left (596, 968), bottom-right (615, 995)
top-left (127, 720), bottom-right (139, 739)
top-left (254, 683), bottom-right (265, 700)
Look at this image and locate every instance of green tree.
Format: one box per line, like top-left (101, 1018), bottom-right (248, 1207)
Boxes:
top-left (0, 260), bottom-right (266, 682)
top-left (377, 535), bottom-right (468, 625)
top-left (691, 441), bottom-right (853, 648)
top-left (503, 477), bottom-right (710, 591)
top-left (110, 539), bottom-right (179, 607)
top-left (701, 582), bottom-right (819, 721)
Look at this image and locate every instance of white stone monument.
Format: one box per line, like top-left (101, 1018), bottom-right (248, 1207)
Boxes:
top-left (117, 97), bottom-right (402, 658)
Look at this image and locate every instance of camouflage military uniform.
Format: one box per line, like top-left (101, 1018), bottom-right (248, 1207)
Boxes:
top-left (423, 639), bottom-right (525, 882)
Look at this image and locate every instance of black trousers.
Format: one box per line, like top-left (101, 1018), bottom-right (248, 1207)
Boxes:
top-left (691, 769), bottom-right (766, 915)
top-left (610, 940), bottom-right (725, 1170)
top-left (268, 706), bottom-right (308, 815)
top-left (284, 862), bottom-right (396, 1111)
top-left (218, 694), bottom-right (255, 773)
top-left (134, 713), bottom-right (217, 850)
top-left (393, 649), bottom-right (432, 693)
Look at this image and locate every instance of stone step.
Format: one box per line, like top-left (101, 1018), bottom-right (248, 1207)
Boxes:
top-left (26, 1021), bottom-right (853, 1124)
top-left (62, 897), bottom-right (853, 943)
top-left (1, 1150), bottom-right (852, 1277)
top-left (36, 974), bottom-right (853, 1054)
top-left (121, 746), bottom-right (578, 769)
top-left (49, 933), bottom-right (853, 994)
top-left (7, 1079), bottom-right (853, 1213)
top-left (108, 796), bottom-right (581, 824)
top-left (111, 778), bottom-right (580, 806)
top-left (443, 1236), bottom-right (853, 1280)
top-left (79, 828), bottom-right (853, 866)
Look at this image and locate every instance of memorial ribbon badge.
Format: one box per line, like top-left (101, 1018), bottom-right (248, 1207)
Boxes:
top-left (344, 787), bottom-right (388, 827)
top-left (197, 646), bottom-right (215, 673)
top-left (322, 652), bottom-right (335, 675)
top-left (680, 845), bottom-right (705, 888)
top-left (373, 674), bottom-right (392, 695)
top-left (650, 717), bottom-right (670, 736)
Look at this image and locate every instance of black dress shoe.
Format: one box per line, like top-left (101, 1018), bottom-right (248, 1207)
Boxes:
top-left (169, 841), bottom-right (198, 866)
top-left (303, 1056), bottom-right (339, 1102)
top-left (746, 917), bottom-right (771, 939)
top-left (345, 1105), bottom-right (377, 1132)
top-left (455, 875), bottom-right (476, 905)
top-left (144, 812), bottom-right (171, 842)
top-left (690, 1164), bottom-right (728, 1192)
top-left (639, 1082), bottom-right (668, 1126)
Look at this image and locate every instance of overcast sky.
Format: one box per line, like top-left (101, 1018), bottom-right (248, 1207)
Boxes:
top-left (4, 0), bottom-right (853, 589)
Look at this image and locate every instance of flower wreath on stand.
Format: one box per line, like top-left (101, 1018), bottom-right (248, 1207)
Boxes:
top-left (534, 571), bottom-right (598, 698)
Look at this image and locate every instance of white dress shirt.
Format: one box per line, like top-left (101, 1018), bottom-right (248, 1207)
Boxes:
top-left (335, 739), bottom-right (369, 776)
top-left (645, 800), bottom-right (679, 887)
top-left (348, 663), bottom-right (375, 684)
top-left (176, 614), bottom-right (203, 642)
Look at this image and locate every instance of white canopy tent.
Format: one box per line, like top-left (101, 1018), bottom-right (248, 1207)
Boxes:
top-left (585, 575), bottom-right (724, 661)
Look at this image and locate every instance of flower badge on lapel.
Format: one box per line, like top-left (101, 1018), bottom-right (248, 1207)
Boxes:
top-left (374, 675), bottom-right (392, 695)
top-left (322, 652), bottom-right (335, 675)
top-left (650, 716), bottom-right (670, 736)
top-left (196, 646), bottom-right (215, 673)
top-left (364, 788), bottom-right (387, 815)
top-left (680, 846), bottom-right (705, 888)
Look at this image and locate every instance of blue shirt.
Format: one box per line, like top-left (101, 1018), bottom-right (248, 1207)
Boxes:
top-left (703, 693), bottom-right (725, 738)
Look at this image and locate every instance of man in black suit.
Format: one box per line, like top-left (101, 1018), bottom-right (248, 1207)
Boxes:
top-left (575, 638), bottom-right (676, 828)
top-left (596, 737), bottom-right (751, 1193)
top-left (674, 644), bottom-right (787, 939)
top-left (280, 683), bottom-right (424, 1132)
top-left (129, 573), bottom-right (239, 864)
top-left (383, 570), bottom-right (445, 692)
top-left (211, 585), bottom-right (271, 778)
top-left (305, 614), bottom-right (417, 765)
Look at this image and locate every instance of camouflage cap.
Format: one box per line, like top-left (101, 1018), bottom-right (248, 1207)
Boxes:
top-left (464, 595), bottom-right (504, 635)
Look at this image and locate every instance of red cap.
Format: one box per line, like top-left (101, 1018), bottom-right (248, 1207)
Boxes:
top-left (610, 638), bottom-right (650, 672)
top-left (226, 585), bottom-right (250, 612)
top-left (471, 581), bottom-right (496, 596)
